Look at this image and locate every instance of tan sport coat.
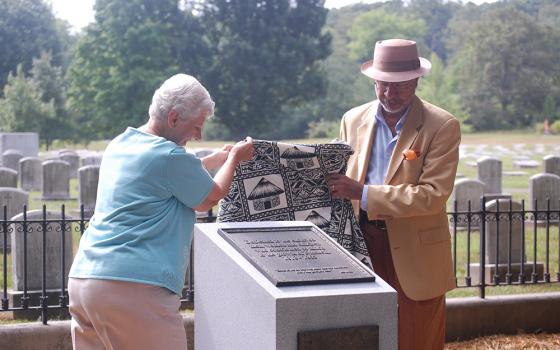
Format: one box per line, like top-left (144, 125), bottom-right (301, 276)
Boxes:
top-left (340, 96), bottom-right (460, 301)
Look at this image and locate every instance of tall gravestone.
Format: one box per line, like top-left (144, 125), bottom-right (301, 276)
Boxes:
top-left (78, 165), bottom-right (100, 217)
top-left (18, 157), bottom-right (42, 191)
top-left (451, 178), bottom-right (485, 227)
top-left (11, 210), bottom-right (74, 291)
top-left (0, 167), bottom-right (18, 188)
top-left (543, 155), bottom-right (560, 178)
top-left (477, 156), bottom-right (502, 194)
top-left (529, 173), bottom-right (560, 220)
top-left (42, 160), bottom-right (71, 200)
top-left (80, 155), bottom-right (102, 167)
top-left (0, 133), bottom-right (39, 158)
top-left (470, 199), bottom-right (544, 284)
top-left (2, 149), bottom-right (24, 172)
top-left (59, 153), bottom-right (80, 179)
top-left (0, 188), bottom-right (29, 251)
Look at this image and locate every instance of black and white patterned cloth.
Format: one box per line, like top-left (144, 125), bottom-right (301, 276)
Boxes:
top-left (217, 139), bottom-right (370, 267)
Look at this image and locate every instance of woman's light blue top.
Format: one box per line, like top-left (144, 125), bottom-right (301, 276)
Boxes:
top-left (69, 127), bottom-right (214, 295)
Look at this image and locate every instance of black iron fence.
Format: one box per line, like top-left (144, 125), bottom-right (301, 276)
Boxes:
top-left (1, 200), bottom-right (559, 324)
top-left (450, 197), bottom-right (560, 298)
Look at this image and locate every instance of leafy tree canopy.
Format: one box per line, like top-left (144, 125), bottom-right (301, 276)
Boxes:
top-left (200, 0), bottom-right (331, 140)
top-left (0, 0), bottom-right (63, 89)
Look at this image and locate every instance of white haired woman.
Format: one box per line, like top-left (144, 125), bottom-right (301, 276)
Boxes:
top-left (68, 74), bottom-right (254, 350)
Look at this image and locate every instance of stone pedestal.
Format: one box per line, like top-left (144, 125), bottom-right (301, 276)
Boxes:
top-left (194, 221), bottom-right (397, 350)
top-left (469, 262), bottom-right (544, 284)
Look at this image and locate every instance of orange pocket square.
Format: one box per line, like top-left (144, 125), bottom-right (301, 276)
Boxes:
top-left (402, 149), bottom-right (421, 160)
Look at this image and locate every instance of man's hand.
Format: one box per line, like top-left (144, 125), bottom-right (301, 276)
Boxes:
top-left (326, 173), bottom-right (363, 200)
top-left (201, 144), bottom-right (233, 170)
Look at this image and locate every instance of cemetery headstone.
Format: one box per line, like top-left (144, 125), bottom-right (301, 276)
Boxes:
top-left (42, 160), bottom-right (71, 200)
top-left (543, 155), bottom-right (560, 177)
top-left (477, 156), bottom-right (502, 194)
top-left (78, 165), bottom-right (100, 217)
top-left (529, 173), bottom-right (560, 220)
top-left (2, 149), bottom-right (24, 172)
top-left (0, 188), bottom-right (29, 251)
top-left (80, 155), bottom-right (102, 167)
top-left (18, 157), bottom-right (42, 191)
top-left (59, 153), bottom-right (80, 179)
top-left (451, 178), bottom-right (485, 226)
top-left (0, 167), bottom-right (18, 188)
top-left (470, 198), bottom-right (544, 284)
top-left (11, 210), bottom-right (73, 291)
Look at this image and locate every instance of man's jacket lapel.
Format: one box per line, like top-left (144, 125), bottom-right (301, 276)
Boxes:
top-left (356, 101), bottom-right (377, 184)
top-left (384, 96), bottom-right (424, 185)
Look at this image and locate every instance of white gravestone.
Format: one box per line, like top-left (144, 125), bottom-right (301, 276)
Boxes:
top-left (42, 160), bottom-right (71, 200)
top-left (543, 155), bottom-right (560, 177)
top-left (2, 149), bottom-right (24, 172)
top-left (0, 188), bottom-right (29, 251)
top-left (78, 165), bottom-right (99, 217)
top-left (18, 157), bottom-right (42, 191)
top-left (477, 156), bottom-right (502, 194)
top-left (195, 221), bottom-right (397, 350)
top-left (11, 210), bottom-right (74, 291)
top-left (0, 167), bottom-right (18, 188)
top-left (0, 133), bottom-right (39, 158)
top-left (529, 173), bottom-right (560, 220)
top-left (58, 153), bottom-right (80, 179)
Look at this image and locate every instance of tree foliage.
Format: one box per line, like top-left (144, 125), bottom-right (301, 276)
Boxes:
top-left (448, 5), bottom-right (560, 130)
top-left (0, 65), bottom-right (56, 138)
top-left (416, 53), bottom-right (470, 132)
top-left (200, 0), bottom-right (331, 139)
top-left (66, 0), bottom-right (201, 139)
top-left (348, 9), bottom-right (427, 62)
top-left (0, 0), bottom-right (63, 90)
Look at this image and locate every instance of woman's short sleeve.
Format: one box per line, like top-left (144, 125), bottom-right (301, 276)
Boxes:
top-left (167, 148), bottom-right (214, 208)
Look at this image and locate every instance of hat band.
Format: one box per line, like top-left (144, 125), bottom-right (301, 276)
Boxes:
top-left (374, 58), bottom-right (420, 72)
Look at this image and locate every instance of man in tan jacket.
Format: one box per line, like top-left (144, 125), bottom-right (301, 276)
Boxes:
top-left (327, 39), bottom-right (460, 350)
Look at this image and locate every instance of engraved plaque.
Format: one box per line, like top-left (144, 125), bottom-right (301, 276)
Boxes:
top-left (218, 226), bottom-right (375, 286)
top-left (298, 325), bottom-right (379, 350)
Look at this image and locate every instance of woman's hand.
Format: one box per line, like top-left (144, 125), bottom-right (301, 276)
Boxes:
top-left (230, 137), bottom-right (254, 163)
top-left (201, 144), bottom-right (233, 170)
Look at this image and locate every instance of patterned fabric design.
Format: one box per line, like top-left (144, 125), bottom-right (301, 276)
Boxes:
top-left (217, 139), bottom-right (370, 267)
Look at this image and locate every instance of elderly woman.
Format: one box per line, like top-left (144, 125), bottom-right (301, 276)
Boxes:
top-left (68, 74), bottom-right (253, 350)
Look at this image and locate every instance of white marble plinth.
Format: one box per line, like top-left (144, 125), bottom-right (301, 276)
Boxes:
top-left (194, 221), bottom-right (397, 350)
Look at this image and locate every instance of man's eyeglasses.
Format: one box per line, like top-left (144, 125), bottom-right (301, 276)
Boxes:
top-left (374, 80), bottom-right (415, 91)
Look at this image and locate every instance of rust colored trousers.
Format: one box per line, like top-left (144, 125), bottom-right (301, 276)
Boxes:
top-left (360, 218), bottom-right (446, 350)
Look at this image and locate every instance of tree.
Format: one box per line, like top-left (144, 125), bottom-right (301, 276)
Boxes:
top-left (416, 53), bottom-right (470, 132)
top-left (0, 0), bottom-right (63, 90)
top-left (447, 5), bottom-right (560, 130)
top-left (347, 9), bottom-right (427, 63)
top-left (66, 0), bottom-right (201, 139)
top-left (200, 0), bottom-right (331, 139)
top-left (0, 65), bottom-right (56, 140)
top-left (406, 0), bottom-right (460, 62)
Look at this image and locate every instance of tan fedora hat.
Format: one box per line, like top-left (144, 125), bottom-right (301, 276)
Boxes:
top-left (361, 39), bottom-right (431, 82)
